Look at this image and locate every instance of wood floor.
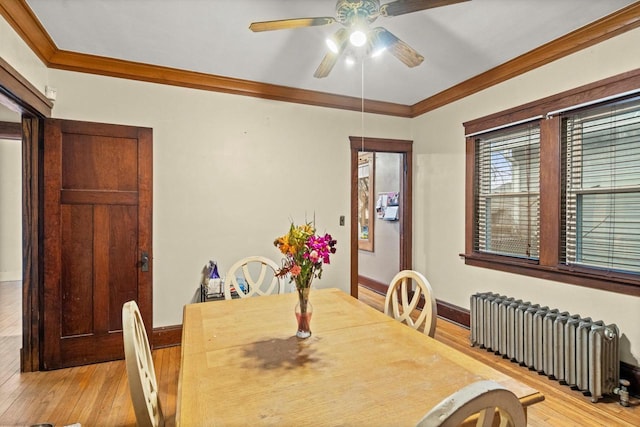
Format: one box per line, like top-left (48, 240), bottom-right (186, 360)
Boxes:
top-left (0, 281), bottom-right (637, 426)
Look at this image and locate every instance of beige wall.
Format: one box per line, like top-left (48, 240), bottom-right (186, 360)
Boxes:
top-left (0, 16), bottom-right (48, 94)
top-left (0, 138), bottom-right (22, 282)
top-left (45, 70), bottom-right (412, 327)
top-left (1, 13), bottom-right (639, 364)
top-left (410, 27), bottom-right (640, 365)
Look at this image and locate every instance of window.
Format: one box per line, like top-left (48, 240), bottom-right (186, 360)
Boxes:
top-left (463, 69), bottom-right (640, 296)
top-left (475, 124), bottom-right (540, 259)
top-left (562, 96), bottom-right (640, 274)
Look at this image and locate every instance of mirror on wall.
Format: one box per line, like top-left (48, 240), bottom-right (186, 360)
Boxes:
top-left (358, 152), bottom-right (374, 252)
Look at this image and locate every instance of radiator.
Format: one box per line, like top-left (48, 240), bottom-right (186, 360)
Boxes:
top-left (470, 292), bottom-right (620, 402)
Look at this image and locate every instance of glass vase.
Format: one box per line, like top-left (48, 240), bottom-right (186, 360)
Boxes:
top-left (295, 287), bottom-right (313, 339)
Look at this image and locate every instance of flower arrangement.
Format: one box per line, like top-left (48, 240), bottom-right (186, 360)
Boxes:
top-left (273, 221), bottom-right (337, 290)
top-left (274, 221), bottom-right (337, 338)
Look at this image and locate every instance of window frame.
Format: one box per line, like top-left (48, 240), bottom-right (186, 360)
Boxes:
top-left (562, 100), bottom-right (640, 274)
top-left (463, 68), bottom-right (640, 297)
top-left (474, 123), bottom-right (541, 260)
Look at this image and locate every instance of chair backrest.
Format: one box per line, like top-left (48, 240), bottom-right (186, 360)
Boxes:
top-left (384, 270), bottom-right (437, 337)
top-left (415, 380), bottom-right (526, 427)
top-left (224, 256), bottom-right (283, 299)
top-left (122, 300), bottom-right (165, 427)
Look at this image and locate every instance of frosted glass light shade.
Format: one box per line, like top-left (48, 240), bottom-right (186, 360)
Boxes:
top-left (349, 30), bottom-right (367, 47)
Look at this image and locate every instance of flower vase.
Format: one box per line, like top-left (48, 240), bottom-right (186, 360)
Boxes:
top-left (295, 287), bottom-right (313, 339)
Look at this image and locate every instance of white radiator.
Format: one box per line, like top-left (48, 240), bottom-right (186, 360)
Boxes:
top-left (470, 292), bottom-right (620, 402)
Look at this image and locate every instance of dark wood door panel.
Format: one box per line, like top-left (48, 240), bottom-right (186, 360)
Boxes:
top-left (58, 333), bottom-right (125, 368)
top-left (103, 204), bottom-right (139, 331)
top-left (59, 204), bottom-right (139, 339)
top-left (60, 204), bottom-right (94, 338)
top-left (61, 133), bottom-right (138, 191)
top-left (43, 118), bottom-right (152, 370)
top-left (60, 189), bottom-right (138, 205)
top-left (59, 119), bottom-right (141, 138)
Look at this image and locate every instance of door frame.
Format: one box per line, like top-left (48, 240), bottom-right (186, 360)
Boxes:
top-left (349, 136), bottom-right (413, 298)
top-left (0, 57), bottom-right (52, 372)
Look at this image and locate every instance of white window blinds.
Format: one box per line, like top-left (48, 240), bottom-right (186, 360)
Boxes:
top-left (475, 124), bottom-right (540, 259)
top-left (562, 96), bottom-right (640, 274)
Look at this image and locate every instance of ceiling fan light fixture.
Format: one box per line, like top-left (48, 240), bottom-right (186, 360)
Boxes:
top-left (326, 27), bottom-right (348, 54)
top-left (349, 29), bottom-right (367, 47)
top-left (371, 46), bottom-right (386, 57)
top-left (369, 27), bottom-right (388, 57)
top-left (326, 38), bottom-right (339, 54)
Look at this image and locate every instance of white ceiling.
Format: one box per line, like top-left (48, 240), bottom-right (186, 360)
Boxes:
top-left (20, 0), bottom-right (639, 105)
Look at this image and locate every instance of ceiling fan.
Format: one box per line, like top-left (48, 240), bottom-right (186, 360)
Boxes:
top-left (249, 0), bottom-right (470, 78)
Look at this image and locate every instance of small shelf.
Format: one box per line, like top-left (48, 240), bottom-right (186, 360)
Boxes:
top-left (199, 284), bottom-right (240, 302)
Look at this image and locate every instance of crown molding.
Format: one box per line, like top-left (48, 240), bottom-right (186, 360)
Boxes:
top-left (0, 0), bottom-right (56, 62)
top-left (47, 49), bottom-right (412, 117)
top-left (410, 2), bottom-right (640, 117)
top-left (2, 0), bottom-right (640, 118)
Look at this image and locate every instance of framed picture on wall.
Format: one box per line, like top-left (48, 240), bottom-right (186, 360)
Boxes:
top-left (358, 152), bottom-right (375, 252)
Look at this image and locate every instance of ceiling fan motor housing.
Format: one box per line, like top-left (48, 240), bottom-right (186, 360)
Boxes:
top-left (336, 0), bottom-right (381, 25)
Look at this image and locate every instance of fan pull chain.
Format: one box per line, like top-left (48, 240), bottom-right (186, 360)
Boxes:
top-left (361, 59), bottom-right (365, 154)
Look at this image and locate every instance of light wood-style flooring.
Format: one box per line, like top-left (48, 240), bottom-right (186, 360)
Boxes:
top-left (0, 281), bottom-right (637, 426)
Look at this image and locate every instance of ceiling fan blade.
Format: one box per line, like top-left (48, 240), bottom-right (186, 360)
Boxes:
top-left (380, 0), bottom-right (470, 17)
top-left (374, 28), bottom-right (424, 67)
top-left (314, 52), bottom-right (340, 78)
top-left (390, 40), bottom-right (424, 67)
top-left (249, 17), bottom-right (336, 32)
top-left (314, 28), bottom-right (348, 78)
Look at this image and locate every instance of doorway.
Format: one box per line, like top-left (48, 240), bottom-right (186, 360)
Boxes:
top-left (358, 151), bottom-right (402, 289)
top-left (0, 56), bottom-right (53, 372)
top-left (349, 137), bottom-right (413, 297)
top-left (0, 103), bottom-right (22, 377)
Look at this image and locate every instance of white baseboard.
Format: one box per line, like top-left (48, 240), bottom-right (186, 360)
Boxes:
top-left (0, 271), bottom-right (22, 282)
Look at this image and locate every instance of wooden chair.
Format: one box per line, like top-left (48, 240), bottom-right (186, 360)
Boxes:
top-left (122, 301), bottom-right (165, 427)
top-left (224, 255), bottom-right (283, 299)
top-left (384, 270), bottom-right (437, 337)
top-left (415, 380), bottom-right (526, 427)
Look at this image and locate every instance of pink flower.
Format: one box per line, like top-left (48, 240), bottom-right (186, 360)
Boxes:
top-left (273, 221), bottom-right (338, 289)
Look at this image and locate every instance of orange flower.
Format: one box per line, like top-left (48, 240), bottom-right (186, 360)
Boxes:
top-left (274, 220), bottom-right (337, 290)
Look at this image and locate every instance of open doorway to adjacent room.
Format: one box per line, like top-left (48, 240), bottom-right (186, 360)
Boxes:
top-left (349, 137), bottom-right (413, 298)
top-left (358, 152), bottom-right (402, 288)
top-left (0, 102), bottom-right (22, 376)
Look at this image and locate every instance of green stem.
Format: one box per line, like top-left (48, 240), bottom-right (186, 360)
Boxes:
top-left (298, 287), bottom-right (310, 314)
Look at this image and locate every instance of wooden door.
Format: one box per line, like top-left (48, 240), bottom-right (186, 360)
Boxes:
top-left (42, 119), bottom-right (152, 370)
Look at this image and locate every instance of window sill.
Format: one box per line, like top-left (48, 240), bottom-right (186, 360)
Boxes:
top-left (461, 252), bottom-right (640, 297)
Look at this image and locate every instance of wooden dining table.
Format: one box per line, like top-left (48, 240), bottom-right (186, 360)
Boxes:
top-left (177, 288), bottom-right (543, 426)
